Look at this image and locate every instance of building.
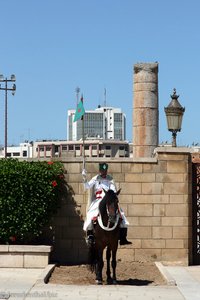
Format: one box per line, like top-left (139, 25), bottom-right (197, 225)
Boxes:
top-left (33, 139), bottom-right (129, 159)
top-left (0, 106), bottom-right (127, 159)
top-left (0, 142), bottom-right (33, 159)
top-left (1, 140), bottom-right (200, 160)
top-left (67, 106), bottom-right (126, 141)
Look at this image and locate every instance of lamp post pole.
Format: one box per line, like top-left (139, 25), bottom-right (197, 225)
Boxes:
top-left (5, 79), bottom-right (8, 158)
top-left (0, 75), bottom-right (16, 158)
top-left (172, 131), bottom-right (177, 147)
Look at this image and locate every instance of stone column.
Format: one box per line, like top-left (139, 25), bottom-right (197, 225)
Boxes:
top-left (133, 62), bottom-right (159, 158)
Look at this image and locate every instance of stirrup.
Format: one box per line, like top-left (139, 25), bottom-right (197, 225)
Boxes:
top-left (119, 239), bottom-right (132, 245)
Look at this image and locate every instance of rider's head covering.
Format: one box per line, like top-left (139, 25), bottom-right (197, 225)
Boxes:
top-left (99, 162), bottom-right (108, 171)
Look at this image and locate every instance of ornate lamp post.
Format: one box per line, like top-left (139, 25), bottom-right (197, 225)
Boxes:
top-left (164, 88), bottom-right (185, 147)
top-left (0, 74), bottom-right (16, 158)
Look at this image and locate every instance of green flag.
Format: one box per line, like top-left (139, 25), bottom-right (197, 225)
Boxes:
top-left (73, 98), bottom-right (85, 122)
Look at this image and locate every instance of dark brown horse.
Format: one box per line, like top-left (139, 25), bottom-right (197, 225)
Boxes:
top-left (88, 189), bottom-right (121, 284)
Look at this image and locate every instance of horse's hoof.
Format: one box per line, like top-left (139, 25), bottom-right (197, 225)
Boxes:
top-left (113, 279), bottom-right (117, 285)
top-left (107, 278), bottom-right (113, 285)
top-left (96, 280), bottom-right (103, 285)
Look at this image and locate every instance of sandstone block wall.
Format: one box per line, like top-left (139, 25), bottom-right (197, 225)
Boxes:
top-left (50, 148), bottom-right (192, 265)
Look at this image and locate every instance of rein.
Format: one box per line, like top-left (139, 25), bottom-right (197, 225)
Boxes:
top-left (97, 213), bottom-right (119, 231)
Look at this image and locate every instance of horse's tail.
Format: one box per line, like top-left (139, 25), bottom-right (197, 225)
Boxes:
top-left (87, 243), bottom-right (96, 273)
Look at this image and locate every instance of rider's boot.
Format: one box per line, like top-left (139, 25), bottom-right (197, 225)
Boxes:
top-left (119, 228), bottom-right (132, 245)
top-left (86, 230), bottom-right (95, 246)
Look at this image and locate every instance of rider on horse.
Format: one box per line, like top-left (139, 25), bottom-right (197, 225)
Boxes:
top-left (82, 162), bottom-right (132, 246)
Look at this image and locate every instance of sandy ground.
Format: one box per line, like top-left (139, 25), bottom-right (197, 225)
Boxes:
top-left (48, 260), bottom-right (167, 286)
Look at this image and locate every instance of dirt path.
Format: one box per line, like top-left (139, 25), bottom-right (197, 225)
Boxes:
top-left (48, 261), bottom-right (167, 286)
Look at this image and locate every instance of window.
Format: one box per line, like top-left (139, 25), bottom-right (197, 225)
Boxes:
top-left (114, 113), bottom-right (123, 140)
top-left (78, 112), bottom-right (104, 140)
top-left (23, 151), bottom-right (27, 157)
top-left (13, 152), bottom-right (20, 157)
top-left (105, 145), bottom-right (111, 157)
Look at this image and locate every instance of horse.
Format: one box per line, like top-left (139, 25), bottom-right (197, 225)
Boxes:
top-left (88, 189), bottom-right (121, 285)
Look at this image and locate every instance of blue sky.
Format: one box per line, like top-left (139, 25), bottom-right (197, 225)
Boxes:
top-left (0, 0), bottom-right (199, 146)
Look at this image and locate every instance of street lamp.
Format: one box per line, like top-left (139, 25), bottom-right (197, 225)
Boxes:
top-left (164, 88), bottom-right (185, 147)
top-left (0, 75), bottom-right (16, 158)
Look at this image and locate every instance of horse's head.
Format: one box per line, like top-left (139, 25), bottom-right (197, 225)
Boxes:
top-left (102, 189), bottom-right (121, 224)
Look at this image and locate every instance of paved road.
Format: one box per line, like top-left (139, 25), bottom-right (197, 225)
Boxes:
top-left (0, 264), bottom-right (200, 300)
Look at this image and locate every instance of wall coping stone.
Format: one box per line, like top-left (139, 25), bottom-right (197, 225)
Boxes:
top-left (0, 245), bottom-right (52, 253)
top-left (0, 245), bottom-right (9, 252)
top-left (57, 157), bottom-right (158, 163)
top-left (155, 147), bottom-right (191, 154)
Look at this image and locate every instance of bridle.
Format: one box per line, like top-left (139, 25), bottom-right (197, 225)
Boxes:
top-left (97, 193), bottom-right (120, 231)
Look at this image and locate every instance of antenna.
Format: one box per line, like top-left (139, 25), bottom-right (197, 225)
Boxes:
top-left (75, 86), bottom-right (80, 105)
top-left (104, 88), bottom-right (107, 107)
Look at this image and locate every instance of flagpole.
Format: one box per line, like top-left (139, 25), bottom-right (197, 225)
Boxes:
top-left (82, 114), bottom-right (85, 170)
top-left (81, 94), bottom-right (85, 170)
top-left (73, 91), bottom-right (85, 170)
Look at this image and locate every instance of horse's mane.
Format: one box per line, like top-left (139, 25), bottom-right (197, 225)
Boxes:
top-left (98, 189), bottom-right (117, 215)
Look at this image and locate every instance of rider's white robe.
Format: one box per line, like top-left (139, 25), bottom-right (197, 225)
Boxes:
top-left (83, 174), bottom-right (129, 231)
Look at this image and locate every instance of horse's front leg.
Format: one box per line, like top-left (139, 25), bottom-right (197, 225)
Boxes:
top-left (95, 248), bottom-right (104, 285)
top-left (106, 247), bottom-right (112, 284)
top-left (111, 249), bottom-right (117, 284)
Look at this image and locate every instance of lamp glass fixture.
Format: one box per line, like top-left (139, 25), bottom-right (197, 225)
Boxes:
top-left (164, 88), bottom-right (185, 132)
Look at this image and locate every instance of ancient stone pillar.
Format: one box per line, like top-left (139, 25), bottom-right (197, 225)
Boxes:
top-left (132, 62), bottom-right (159, 158)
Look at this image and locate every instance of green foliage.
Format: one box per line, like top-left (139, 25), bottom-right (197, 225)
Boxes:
top-left (0, 159), bottom-right (64, 244)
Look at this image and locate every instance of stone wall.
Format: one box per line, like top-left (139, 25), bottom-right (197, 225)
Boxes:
top-left (0, 245), bottom-right (52, 268)
top-left (49, 147), bottom-right (192, 265)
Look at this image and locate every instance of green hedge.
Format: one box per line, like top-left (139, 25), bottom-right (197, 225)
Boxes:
top-left (0, 159), bottom-right (64, 244)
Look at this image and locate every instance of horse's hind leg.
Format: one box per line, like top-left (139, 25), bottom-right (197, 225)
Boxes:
top-left (106, 247), bottom-right (112, 284)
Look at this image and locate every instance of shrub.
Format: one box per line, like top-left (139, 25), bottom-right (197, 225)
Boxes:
top-left (0, 159), bottom-right (64, 244)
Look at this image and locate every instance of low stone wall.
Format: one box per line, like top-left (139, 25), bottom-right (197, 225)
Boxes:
top-left (0, 245), bottom-right (52, 268)
top-left (48, 147), bottom-right (192, 265)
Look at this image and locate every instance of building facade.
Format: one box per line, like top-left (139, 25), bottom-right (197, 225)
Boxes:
top-left (0, 142), bottom-right (33, 159)
top-left (67, 106), bottom-right (126, 141)
top-left (33, 139), bottom-right (129, 159)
